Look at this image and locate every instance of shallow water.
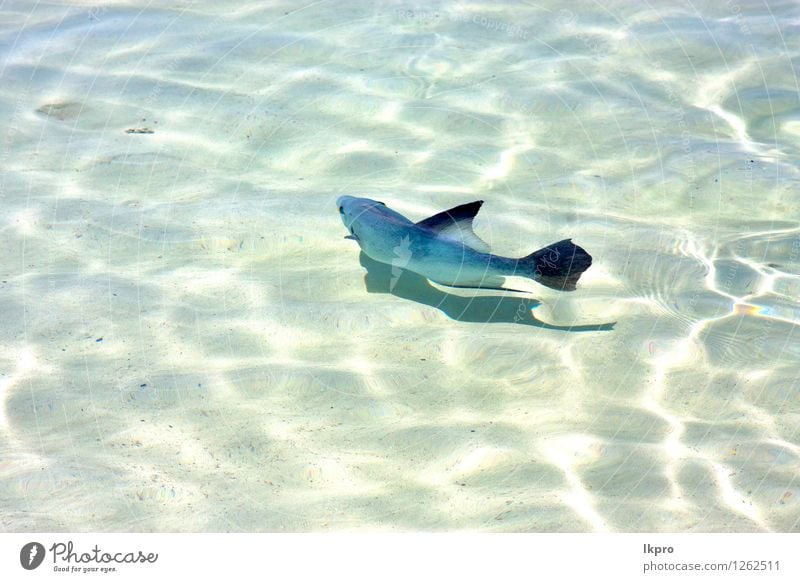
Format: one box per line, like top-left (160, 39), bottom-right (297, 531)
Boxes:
top-left (1, 0), bottom-right (799, 532)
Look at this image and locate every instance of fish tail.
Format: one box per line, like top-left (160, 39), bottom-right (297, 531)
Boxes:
top-left (519, 239), bottom-right (592, 292)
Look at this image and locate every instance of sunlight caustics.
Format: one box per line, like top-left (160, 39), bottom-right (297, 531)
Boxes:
top-left (1, 0), bottom-right (799, 533)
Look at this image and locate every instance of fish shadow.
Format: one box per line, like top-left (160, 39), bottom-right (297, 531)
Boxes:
top-left (359, 252), bottom-right (615, 332)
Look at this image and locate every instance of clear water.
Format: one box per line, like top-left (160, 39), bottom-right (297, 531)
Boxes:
top-left (1, 1), bottom-right (799, 532)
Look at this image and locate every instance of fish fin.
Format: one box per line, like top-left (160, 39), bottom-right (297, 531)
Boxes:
top-left (344, 234), bottom-right (359, 241)
top-left (518, 239), bottom-right (592, 292)
top-left (428, 278), bottom-right (528, 294)
top-left (415, 200), bottom-right (491, 253)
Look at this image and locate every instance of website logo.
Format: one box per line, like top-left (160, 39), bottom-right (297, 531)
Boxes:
top-left (20, 542), bottom-right (46, 570)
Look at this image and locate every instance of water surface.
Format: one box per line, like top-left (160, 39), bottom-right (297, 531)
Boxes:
top-left (1, 0), bottom-right (799, 532)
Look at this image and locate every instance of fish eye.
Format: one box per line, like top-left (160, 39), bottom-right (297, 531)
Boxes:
top-left (339, 206), bottom-right (344, 214)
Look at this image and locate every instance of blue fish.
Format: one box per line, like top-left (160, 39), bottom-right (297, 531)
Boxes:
top-left (337, 196), bottom-right (592, 292)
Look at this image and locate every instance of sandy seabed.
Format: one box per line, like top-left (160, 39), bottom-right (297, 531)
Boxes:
top-left (1, 0), bottom-right (799, 532)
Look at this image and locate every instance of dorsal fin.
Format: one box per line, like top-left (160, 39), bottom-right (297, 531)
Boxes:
top-left (416, 200), bottom-right (490, 253)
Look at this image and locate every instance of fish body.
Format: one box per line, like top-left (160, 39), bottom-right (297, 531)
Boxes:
top-left (336, 196), bottom-right (592, 292)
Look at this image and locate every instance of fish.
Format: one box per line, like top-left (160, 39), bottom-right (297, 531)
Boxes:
top-left (336, 196), bottom-right (592, 292)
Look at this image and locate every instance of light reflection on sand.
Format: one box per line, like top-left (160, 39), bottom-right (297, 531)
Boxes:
top-left (1, 0), bottom-right (799, 532)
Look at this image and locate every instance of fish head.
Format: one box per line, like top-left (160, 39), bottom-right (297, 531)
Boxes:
top-left (336, 195), bottom-right (358, 231)
top-left (336, 195), bottom-right (386, 233)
